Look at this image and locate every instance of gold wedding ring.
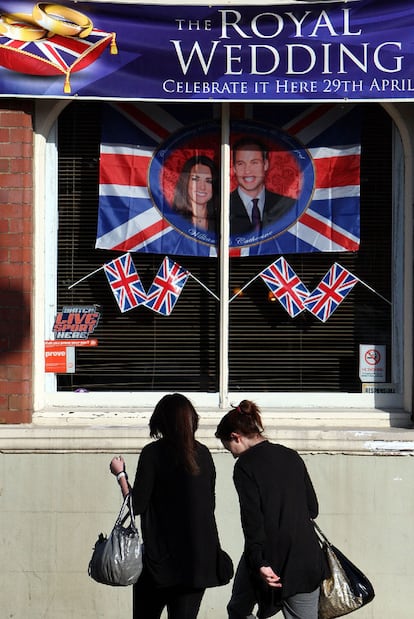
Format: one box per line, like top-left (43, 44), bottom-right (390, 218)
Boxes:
top-left (32, 3), bottom-right (93, 38)
top-left (0, 13), bottom-right (49, 41)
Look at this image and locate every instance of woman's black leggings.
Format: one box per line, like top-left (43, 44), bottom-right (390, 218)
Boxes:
top-left (133, 569), bottom-right (205, 619)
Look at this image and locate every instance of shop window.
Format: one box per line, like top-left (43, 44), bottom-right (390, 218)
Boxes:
top-left (55, 101), bottom-right (392, 394)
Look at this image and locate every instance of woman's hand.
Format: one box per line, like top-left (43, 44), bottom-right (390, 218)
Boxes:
top-left (259, 566), bottom-right (282, 588)
top-left (110, 455), bottom-right (125, 476)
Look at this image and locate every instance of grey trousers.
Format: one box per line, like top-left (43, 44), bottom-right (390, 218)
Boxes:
top-left (281, 587), bottom-right (320, 619)
top-left (228, 555), bottom-right (320, 619)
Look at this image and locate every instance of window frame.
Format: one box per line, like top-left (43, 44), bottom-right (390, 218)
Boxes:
top-left (33, 99), bottom-right (408, 417)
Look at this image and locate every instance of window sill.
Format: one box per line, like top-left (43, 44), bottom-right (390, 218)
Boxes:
top-left (0, 407), bottom-right (413, 454)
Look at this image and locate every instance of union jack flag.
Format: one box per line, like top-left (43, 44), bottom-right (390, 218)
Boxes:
top-left (0, 29), bottom-right (115, 93)
top-left (103, 253), bottom-right (147, 313)
top-left (260, 257), bottom-right (310, 318)
top-left (303, 263), bottom-right (359, 322)
top-left (96, 102), bottom-right (361, 257)
top-left (144, 256), bottom-right (189, 316)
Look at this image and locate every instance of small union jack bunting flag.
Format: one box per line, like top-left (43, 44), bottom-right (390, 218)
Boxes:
top-left (303, 263), bottom-right (359, 322)
top-left (260, 257), bottom-right (310, 318)
top-left (145, 256), bottom-right (189, 316)
top-left (104, 253), bottom-right (147, 313)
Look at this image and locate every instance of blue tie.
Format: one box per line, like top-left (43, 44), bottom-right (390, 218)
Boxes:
top-left (251, 198), bottom-right (261, 232)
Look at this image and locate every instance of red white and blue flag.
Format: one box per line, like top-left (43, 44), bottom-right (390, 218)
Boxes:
top-left (103, 253), bottom-right (147, 313)
top-left (96, 102), bottom-right (360, 257)
top-left (144, 256), bottom-right (189, 316)
top-left (260, 258), bottom-right (310, 318)
top-left (280, 104), bottom-right (360, 255)
top-left (0, 29), bottom-right (115, 94)
top-left (303, 263), bottom-right (359, 322)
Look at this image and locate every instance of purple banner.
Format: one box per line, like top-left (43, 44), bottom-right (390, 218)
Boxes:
top-left (0, 1), bottom-right (413, 100)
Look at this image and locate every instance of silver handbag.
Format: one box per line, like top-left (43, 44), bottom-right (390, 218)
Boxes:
top-left (89, 493), bottom-right (143, 586)
top-left (313, 521), bottom-right (375, 619)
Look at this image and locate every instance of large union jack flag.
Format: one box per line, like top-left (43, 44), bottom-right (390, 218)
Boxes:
top-left (103, 253), bottom-right (147, 313)
top-left (303, 263), bottom-right (359, 322)
top-left (260, 258), bottom-right (310, 318)
top-left (144, 256), bottom-right (189, 316)
top-left (96, 102), bottom-right (361, 257)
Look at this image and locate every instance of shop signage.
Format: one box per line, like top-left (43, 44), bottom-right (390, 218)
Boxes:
top-left (45, 306), bottom-right (100, 372)
top-left (1, 1), bottom-right (414, 100)
top-left (52, 305), bottom-right (101, 340)
top-left (362, 383), bottom-right (396, 394)
top-left (359, 344), bottom-right (386, 382)
top-left (45, 343), bottom-right (75, 373)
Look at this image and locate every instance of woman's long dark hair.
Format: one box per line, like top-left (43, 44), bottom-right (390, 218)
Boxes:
top-left (215, 400), bottom-right (264, 441)
top-left (149, 393), bottom-right (200, 475)
top-left (172, 155), bottom-right (219, 220)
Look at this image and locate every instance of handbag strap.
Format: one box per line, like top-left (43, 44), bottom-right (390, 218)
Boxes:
top-left (117, 493), bottom-right (138, 529)
top-left (312, 520), bottom-right (332, 547)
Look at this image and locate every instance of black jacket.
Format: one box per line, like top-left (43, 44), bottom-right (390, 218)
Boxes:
top-left (132, 439), bottom-right (231, 589)
top-left (233, 441), bottom-right (328, 616)
top-left (230, 188), bottom-right (296, 236)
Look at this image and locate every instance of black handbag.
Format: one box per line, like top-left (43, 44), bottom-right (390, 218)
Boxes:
top-left (216, 547), bottom-right (234, 585)
top-left (313, 521), bottom-right (375, 619)
top-left (88, 493), bottom-right (143, 586)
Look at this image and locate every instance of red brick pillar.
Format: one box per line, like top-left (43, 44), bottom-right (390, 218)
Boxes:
top-left (0, 100), bottom-right (34, 424)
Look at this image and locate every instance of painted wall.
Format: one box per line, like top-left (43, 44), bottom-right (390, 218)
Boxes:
top-left (0, 449), bottom-right (412, 618)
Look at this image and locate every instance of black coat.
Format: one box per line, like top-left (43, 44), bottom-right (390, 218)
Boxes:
top-left (230, 188), bottom-right (296, 236)
top-left (233, 441), bottom-right (328, 616)
top-left (132, 439), bottom-right (231, 589)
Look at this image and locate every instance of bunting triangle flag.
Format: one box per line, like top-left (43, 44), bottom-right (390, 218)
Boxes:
top-left (260, 257), bottom-right (310, 318)
top-left (303, 263), bottom-right (359, 322)
top-left (144, 256), bottom-right (189, 316)
top-left (104, 253), bottom-right (147, 313)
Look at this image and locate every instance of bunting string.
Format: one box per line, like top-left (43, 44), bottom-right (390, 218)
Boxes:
top-left (68, 254), bottom-right (391, 320)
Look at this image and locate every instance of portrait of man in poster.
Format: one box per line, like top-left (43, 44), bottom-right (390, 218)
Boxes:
top-left (230, 136), bottom-right (297, 238)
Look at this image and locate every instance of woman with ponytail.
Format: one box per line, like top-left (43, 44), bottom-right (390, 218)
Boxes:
top-left (110, 393), bottom-right (233, 619)
top-left (215, 400), bottom-right (328, 619)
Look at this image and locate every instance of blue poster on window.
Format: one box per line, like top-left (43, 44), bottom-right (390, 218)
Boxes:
top-left (0, 1), bottom-right (413, 100)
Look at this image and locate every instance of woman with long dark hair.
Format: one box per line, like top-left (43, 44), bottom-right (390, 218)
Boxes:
top-left (215, 400), bottom-right (328, 619)
top-left (172, 155), bottom-right (219, 232)
top-left (110, 393), bottom-right (232, 619)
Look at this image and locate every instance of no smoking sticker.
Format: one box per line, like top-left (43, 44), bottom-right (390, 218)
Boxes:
top-left (364, 348), bottom-right (381, 365)
top-left (359, 344), bottom-right (385, 382)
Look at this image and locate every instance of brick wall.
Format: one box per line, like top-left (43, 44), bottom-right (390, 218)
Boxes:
top-left (0, 100), bottom-right (34, 424)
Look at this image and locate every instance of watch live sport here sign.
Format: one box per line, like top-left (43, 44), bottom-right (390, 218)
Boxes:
top-left (45, 305), bottom-right (100, 373)
top-left (359, 344), bottom-right (386, 383)
top-left (1, 0), bottom-right (414, 100)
